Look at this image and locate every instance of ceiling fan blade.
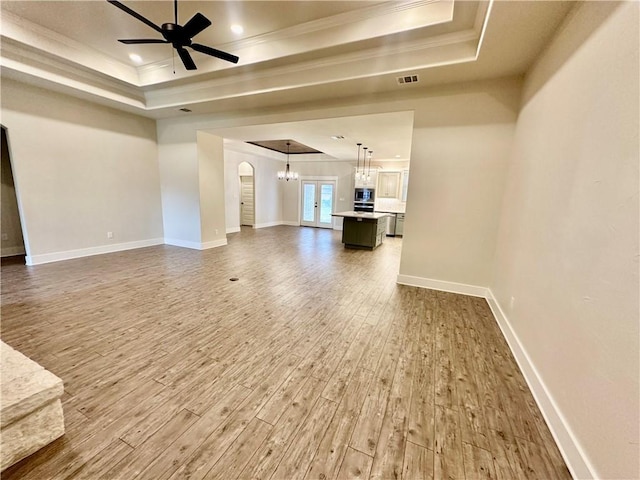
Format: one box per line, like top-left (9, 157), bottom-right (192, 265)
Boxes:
top-left (177, 47), bottom-right (197, 70)
top-left (182, 13), bottom-right (212, 39)
top-left (107, 0), bottom-right (163, 34)
top-left (190, 43), bottom-right (239, 64)
top-left (118, 39), bottom-right (168, 44)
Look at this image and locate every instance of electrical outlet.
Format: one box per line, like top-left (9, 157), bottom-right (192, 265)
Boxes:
top-left (510, 296), bottom-right (516, 309)
top-left (215, 229), bottom-right (219, 235)
top-left (107, 231), bottom-right (113, 239)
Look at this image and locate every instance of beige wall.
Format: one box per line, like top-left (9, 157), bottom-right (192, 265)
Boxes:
top-left (401, 122), bottom-right (515, 287)
top-left (223, 143), bottom-right (284, 232)
top-left (197, 132), bottom-right (227, 247)
top-left (1, 128), bottom-right (26, 257)
top-left (0, 79), bottom-right (163, 264)
top-left (400, 80), bottom-right (520, 288)
top-left (491, 2), bottom-right (639, 478)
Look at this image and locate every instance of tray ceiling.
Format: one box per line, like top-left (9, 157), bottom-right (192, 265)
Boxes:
top-left (0, 1), bottom-right (575, 119)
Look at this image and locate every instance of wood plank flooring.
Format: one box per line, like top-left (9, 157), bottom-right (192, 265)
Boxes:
top-left (0, 226), bottom-right (572, 479)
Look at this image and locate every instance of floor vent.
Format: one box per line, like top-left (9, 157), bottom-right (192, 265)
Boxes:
top-left (397, 75), bottom-right (419, 85)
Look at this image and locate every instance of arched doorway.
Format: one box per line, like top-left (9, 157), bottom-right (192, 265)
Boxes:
top-left (238, 162), bottom-right (255, 227)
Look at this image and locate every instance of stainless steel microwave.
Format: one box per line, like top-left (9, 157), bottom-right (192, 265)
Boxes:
top-left (354, 188), bottom-right (375, 202)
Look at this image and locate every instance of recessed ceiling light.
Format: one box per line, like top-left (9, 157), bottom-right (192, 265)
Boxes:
top-left (129, 53), bottom-right (143, 64)
top-left (395, 154), bottom-right (401, 158)
top-left (331, 135), bottom-right (345, 140)
top-left (230, 24), bottom-right (244, 35)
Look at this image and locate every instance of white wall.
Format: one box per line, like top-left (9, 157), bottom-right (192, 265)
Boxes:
top-left (197, 132), bottom-right (227, 247)
top-left (0, 79), bottom-right (163, 264)
top-left (491, 3), bottom-right (639, 479)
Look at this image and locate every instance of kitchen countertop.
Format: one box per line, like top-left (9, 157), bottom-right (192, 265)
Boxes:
top-left (332, 211), bottom-right (391, 220)
top-left (374, 209), bottom-right (405, 214)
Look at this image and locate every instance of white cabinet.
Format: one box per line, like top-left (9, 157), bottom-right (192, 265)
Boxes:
top-left (377, 172), bottom-right (401, 198)
top-left (354, 168), bottom-right (377, 188)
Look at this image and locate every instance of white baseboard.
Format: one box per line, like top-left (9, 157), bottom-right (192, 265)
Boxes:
top-left (255, 221), bottom-right (285, 229)
top-left (485, 289), bottom-right (596, 480)
top-left (200, 238), bottom-right (227, 250)
top-left (26, 238), bottom-right (164, 266)
top-left (396, 274), bottom-right (488, 298)
top-left (164, 238), bottom-right (227, 250)
top-left (281, 221), bottom-right (300, 227)
top-left (164, 238), bottom-right (201, 249)
top-left (1, 246), bottom-right (26, 257)
top-left (226, 227), bottom-right (241, 234)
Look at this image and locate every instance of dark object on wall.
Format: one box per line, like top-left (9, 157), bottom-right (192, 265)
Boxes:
top-left (107, 0), bottom-right (239, 70)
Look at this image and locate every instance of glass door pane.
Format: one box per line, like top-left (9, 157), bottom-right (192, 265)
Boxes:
top-left (318, 183), bottom-right (334, 227)
top-left (301, 181), bottom-right (317, 226)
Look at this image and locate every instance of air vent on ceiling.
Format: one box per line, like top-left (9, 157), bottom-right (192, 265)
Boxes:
top-left (179, 107), bottom-right (192, 112)
top-left (397, 75), bottom-right (419, 85)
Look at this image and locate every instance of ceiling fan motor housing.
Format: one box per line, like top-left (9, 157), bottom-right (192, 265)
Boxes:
top-left (161, 23), bottom-right (190, 47)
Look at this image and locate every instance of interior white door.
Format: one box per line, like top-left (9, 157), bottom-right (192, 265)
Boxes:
top-left (240, 176), bottom-right (255, 226)
top-left (300, 180), bottom-right (335, 228)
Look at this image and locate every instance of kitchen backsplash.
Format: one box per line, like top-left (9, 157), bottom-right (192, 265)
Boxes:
top-left (375, 197), bottom-right (406, 213)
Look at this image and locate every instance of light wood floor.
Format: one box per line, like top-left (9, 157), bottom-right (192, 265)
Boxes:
top-left (1, 226), bottom-right (571, 480)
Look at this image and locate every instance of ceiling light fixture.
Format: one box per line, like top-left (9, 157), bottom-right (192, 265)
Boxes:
top-left (367, 150), bottom-right (373, 181)
top-left (129, 53), bottom-right (143, 63)
top-left (355, 143), bottom-right (362, 180)
top-left (331, 135), bottom-right (344, 140)
top-left (277, 142), bottom-right (298, 181)
top-left (230, 24), bottom-right (244, 34)
top-left (362, 146), bottom-right (368, 181)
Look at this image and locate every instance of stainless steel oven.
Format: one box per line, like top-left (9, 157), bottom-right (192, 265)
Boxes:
top-left (354, 201), bottom-right (374, 212)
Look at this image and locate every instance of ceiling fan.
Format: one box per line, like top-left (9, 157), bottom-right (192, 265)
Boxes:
top-left (107, 0), bottom-right (239, 71)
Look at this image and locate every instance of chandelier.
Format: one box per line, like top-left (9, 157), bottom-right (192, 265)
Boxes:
top-left (277, 141), bottom-right (299, 181)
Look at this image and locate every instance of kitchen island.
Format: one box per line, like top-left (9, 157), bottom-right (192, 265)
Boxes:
top-left (332, 211), bottom-right (390, 250)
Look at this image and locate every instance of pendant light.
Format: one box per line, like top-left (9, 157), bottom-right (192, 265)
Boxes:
top-left (355, 143), bottom-right (362, 180)
top-left (277, 141), bottom-right (298, 181)
top-left (367, 150), bottom-right (373, 182)
top-left (362, 147), bottom-right (368, 181)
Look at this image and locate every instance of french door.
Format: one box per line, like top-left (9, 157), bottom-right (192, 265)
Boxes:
top-left (300, 180), bottom-right (336, 228)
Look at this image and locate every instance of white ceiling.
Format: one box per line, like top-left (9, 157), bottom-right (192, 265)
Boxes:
top-left (0, 0), bottom-right (575, 161)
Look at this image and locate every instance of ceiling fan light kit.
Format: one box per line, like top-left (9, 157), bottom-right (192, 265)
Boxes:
top-left (107, 0), bottom-right (239, 71)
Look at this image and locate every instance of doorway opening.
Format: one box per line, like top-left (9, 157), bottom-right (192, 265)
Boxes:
top-left (238, 161), bottom-right (255, 227)
top-left (1, 126), bottom-right (27, 263)
top-left (300, 178), bottom-right (336, 229)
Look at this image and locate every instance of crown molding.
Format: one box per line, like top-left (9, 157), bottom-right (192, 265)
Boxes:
top-left (0, 9), bottom-right (139, 85)
top-left (0, 37), bottom-right (144, 104)
top-left (144, 29), bottom-right (479, 110)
